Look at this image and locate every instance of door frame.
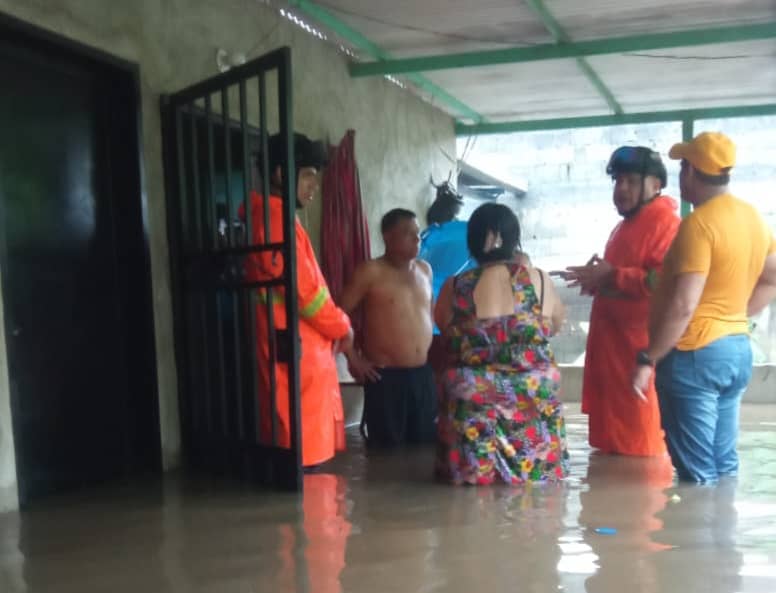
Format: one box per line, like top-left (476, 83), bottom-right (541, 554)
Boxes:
top-left (0, 11), bottom-right (162, 505)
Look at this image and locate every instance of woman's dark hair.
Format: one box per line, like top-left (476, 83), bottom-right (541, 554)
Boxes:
top-left (467, 203), bottom-right (521, 264)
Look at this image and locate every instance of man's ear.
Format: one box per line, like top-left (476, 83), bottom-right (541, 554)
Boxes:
top-left (646, 175), bottom-right (662, 196)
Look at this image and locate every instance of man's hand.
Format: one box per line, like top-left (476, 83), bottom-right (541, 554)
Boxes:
top-left (631, 364), bottom-right (652, 403)
top-left (564, 254), bottom-right (614, 295)
top-left (333, 327), bottom-right (354, 355)
top-left (346, 351), bottom-right (381, 384)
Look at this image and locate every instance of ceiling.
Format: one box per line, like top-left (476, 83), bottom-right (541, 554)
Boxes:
top-left (284, 0), bottom-right (776, 134)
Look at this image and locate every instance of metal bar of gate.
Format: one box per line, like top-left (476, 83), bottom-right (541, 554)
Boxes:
top-left (203, 93), bottom-right (226, 440)
top-left (258, 71), bottom-right (279, 446)
top-left (188, 103), bottom-right (212, 438)
top-left (213, 87), bottom-right (230, 438)
top-left (189, 105), bottom-right (203, 250)
top-left (235, 78), bottom-right (250, 440)
top-left (222, 88), bottom-right (235, 248)
top-left (277, 50), bottom-right (302, 474)
top-left (164, 47), bottom-right (303, 488)
top-left (169, 49), bottom-right (289, 105)
top-left (205, 95), bottom-right (218, 251)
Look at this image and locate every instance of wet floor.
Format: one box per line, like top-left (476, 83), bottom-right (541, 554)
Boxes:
top-left (1, 404), bottom-right (775, 593)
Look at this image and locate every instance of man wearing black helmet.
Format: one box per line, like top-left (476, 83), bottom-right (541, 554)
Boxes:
top-left (242, 132), bottom-right (354, 469)
top-left (561, 147), bottom-right (680, 456)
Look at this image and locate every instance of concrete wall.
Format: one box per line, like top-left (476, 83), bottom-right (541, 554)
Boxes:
top-left (0, 0), bottom-right (455, 510)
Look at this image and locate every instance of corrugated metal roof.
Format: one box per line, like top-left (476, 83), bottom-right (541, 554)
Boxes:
top-left (287, 0), bottom-right (776, 126)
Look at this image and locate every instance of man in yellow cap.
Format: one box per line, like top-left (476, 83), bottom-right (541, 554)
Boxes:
top-left (632, 131), bottom-right (776, 483)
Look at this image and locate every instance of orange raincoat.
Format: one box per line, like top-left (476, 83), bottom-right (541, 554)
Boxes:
top-left (244, 192), bottom-right (351, 466)
top-left (581, 195), bottom-right (680, 456)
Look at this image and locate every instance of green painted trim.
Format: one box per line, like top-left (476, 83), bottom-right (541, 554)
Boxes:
top-left (403, 74), bottom-right (483, 123)
top-left (454, 103), bottom-right (776, 135)
top-left (524, 0), bottom-right (565, 42)
top-left (680, 119), bottom-right (694, 218)
top-left (287, 0), bottom-right (483, 122)
top-left (525, 0), bottom-right (622, 114)
top-left (288, 0), bottom-right (388, 58)
top-left (573, 58), bottom-right (623, 115)
top-left (351, 22), bottom-right (776, 77)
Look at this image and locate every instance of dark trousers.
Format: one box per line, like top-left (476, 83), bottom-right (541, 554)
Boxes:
top-left (362, 364), bottom-right (437, 447)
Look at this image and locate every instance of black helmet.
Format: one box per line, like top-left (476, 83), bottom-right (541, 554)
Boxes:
top-left (259, 132), bottom-right (328, 175)
top-left (606, 146), bottom-right (667, 188)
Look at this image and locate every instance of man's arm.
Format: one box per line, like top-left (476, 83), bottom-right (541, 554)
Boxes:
top-left (340, 261), bottom-right (374, 315)
top-left (434, 277), bottom-right (455, 331)
top-left (295, 224), bottom-right (351, 341)
top-left (748, 253), bottom-right (776, 317)
top-left (611, 213), bottom-right (681, 299)
top-left (417, 259), bottom-right (435, 318)
top-left (338, 261), bottom-right (380, 382)
top-left (645, 272), bottom-right (706, 362)
top-left (543, 271), bottom-right (566, 335)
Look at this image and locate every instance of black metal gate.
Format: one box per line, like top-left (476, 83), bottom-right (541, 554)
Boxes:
top-left (161, 47), bottom-right (303, 490)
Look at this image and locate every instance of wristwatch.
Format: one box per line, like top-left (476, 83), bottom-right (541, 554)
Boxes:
top-left (636, 350), bottom-right (655, 367)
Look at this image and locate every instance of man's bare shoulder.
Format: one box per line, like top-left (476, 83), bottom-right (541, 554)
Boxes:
top-left (354, 258), bottom-right (382, 278)
top-left (415, 258), bottom-right (432, 276)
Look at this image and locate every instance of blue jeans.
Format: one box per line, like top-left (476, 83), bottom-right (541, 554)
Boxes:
top-left (655, 334), bottom-right (752, 484)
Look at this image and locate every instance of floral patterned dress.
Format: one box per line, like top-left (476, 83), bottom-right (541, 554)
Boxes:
top-left (436, 263), bottom-right (569, 485)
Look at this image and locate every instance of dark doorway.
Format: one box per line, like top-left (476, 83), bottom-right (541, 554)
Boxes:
top-left (0, 15), bottom-right (160, 506)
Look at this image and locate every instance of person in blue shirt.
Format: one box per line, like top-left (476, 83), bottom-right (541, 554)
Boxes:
top-left (421, 181), bottom-right (475, 378)
top-left (419, 182), bottom-right (475, 312)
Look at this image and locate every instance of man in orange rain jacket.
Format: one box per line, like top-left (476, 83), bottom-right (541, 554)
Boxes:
top-left (243, 132), bottom-right (353, 468)
top-left (563, 147), bottom-right (680, 456)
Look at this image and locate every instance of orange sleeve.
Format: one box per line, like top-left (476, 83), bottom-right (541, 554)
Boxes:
top-left (243, 196), bottom-right (350, 340)
top-left (611, 211), bottom-right (681, 297)
top-left (295, 224), bottom-right (351, 341)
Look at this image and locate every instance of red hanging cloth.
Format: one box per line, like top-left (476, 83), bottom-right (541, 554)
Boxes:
top-left (321, 130), bottom-right (371, 334)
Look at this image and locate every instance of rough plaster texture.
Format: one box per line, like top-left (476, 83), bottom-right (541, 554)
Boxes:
top-left (0, 0), bottom-right (454, 509)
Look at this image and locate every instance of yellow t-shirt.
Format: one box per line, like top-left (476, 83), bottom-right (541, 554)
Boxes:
top-left (657, 193), bottom-right (776, 350)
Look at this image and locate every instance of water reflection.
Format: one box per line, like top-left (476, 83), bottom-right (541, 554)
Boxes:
top-left (651, 479), bottom-right (741, 593)
top-left (338, 441), bottom-right (571, 593)
top-left (578, 453), bottom-right (674, 593)
top-left (272, 474), bottom-right (352, 593)
top-left (2, 412), bottom-right (775, 593)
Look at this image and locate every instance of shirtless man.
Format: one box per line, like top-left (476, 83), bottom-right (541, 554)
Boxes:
top-left (340, 208), bottom-right (436, 447)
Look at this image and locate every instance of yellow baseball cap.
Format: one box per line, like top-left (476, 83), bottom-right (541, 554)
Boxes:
top-left (668, 131), bottom-right (736, 176)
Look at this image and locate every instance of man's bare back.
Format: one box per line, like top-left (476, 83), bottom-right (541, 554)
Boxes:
top-left (358, 257), bottom-right (433, 368)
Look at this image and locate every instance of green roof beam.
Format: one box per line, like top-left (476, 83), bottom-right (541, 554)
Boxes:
top-left (351, 22), bottom-right (776, 77)
top-left (525, 0), bottom-right (623, 115)
top-left (681, 119), bottom-right (695, 217)
top-left (287, 0), bottom-right (484, 122)
top-left (454, 103), bottom-right (776, 135)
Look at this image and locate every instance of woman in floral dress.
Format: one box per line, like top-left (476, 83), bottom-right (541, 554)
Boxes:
top-left (434, 203), bottom-right (569, 485)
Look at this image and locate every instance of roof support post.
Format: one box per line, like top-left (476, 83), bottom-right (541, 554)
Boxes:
top-left (680, 119), bottom-right (694, 217)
